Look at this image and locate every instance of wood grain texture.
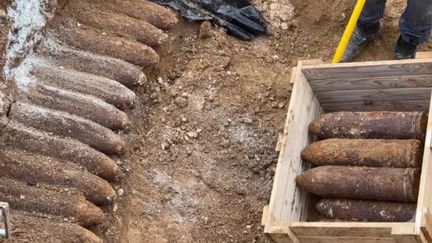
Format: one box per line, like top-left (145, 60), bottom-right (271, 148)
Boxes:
top-left (265, 69), bottom-right (321, 227)
top-left (415, 93), bottom-right (432, 233)
top-left (321, 100), bottom-right (430, 112)
top-left (297, 236), bottom-right (396, 243)
top-left (309, 75), bottom-right (432, 92)
top-left (315, 88), bottom-right (432, 104)
top-left (301, 59), bottom-right (432, 81)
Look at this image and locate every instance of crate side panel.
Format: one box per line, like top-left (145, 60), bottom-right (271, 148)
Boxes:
top-left (315, 88), bottom-right (432, 104)
top-left (415, 92), bottom-right (432, 232)
top-left (321, 100), bottom-right (430, 112)
top-left (301, 60), bottom-right (432, 81)
top-left (309, 75), bottom-right (432, 92)
top-left (297, 237), bottom-right (396, 243)
top-left (291, 226), bottom-right (391, 238)
top-left (265, 70), bottom-right (321, 226)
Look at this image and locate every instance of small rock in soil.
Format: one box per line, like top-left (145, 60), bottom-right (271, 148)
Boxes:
top-left (187, 131), bottom-right (198, 139)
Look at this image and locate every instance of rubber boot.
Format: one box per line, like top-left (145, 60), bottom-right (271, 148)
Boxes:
top-left (341, 22), bottom-right (382, 62)
top-left (394, 36), bottom-right (417, 60)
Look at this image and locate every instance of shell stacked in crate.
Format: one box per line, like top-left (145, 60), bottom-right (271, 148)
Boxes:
top-left (263, 60), bottom-right (432, 243)
top-left (0, 0), bottom-right (177, 241)
top-left (297, 111), bottom-right (425, 221)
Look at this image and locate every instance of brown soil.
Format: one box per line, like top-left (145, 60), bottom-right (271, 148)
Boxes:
top-left (95, 0), bottom-right (432, 242)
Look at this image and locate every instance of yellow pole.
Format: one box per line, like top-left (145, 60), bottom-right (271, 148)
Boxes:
top-left (332, 0), bottom-right (367, 63)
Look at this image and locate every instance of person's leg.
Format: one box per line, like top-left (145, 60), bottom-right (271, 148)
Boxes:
top-left (341, 0), bottom-right (386, 62)
top-left (395, 0), bottom-right (432, 59)
top-left (359, 0), bottom-right (387, 28)
top-left (400, 0), bottom-right (432, 45)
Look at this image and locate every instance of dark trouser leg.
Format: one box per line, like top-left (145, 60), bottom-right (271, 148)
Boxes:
top-left (400, 0), bottom-right (432, 45)
top-left (359, 0), bottom-right (387, 25)
top-left (359, 0), bottom-right (387, 35)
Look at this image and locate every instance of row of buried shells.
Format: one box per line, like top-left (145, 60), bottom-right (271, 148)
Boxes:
top-left (0, 0), bottom-right (178, 242)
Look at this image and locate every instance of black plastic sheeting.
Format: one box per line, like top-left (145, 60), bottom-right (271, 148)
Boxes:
top-left (149, 0), bottom-right (269, 40)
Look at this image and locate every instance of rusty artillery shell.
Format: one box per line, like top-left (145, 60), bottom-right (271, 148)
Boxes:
top-left (25, 83), bottom-right (129, 130)
top-left (30, 61), bottom-right (136, 108)
top-left (0, 121), bottom-right (121, 180)
top-left (10, 102), bottom-right (125, 155)
top-left (101, 0), bottom-right (178, 30)
top-left (0, 177), bottom-right (105, 226)
top-left (38, 39), bottom-right (146, 87)
top-left (316, 199), bottom-right (416, 222)
top-left (309, 111), bottom-right (427, 140)
top-left (296, 166), bottom-right (420, 202)
top-left (69, 3), bottom-right (168, 47)
top-left (0, 149), bottom-right (116, 205)
top-left (301, 139), bottom-right (422, 168)
top-left (52, 19), bottom-right (159, 67)
top-left (6, 211), bottom-right (102, 243)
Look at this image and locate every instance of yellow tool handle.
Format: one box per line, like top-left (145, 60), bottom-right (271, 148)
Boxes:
top-left (332, 0), bottom-right (367, 63)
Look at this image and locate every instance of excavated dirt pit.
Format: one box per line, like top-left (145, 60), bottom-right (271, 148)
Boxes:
top-left (1, 0), bottom-right (432, 242)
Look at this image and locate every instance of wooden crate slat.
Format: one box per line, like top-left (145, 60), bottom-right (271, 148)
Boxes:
top-left (392, 235), bottom-right (422, 243)
top-left (416, 95), bottom-right (432, 233)
top-left (309, 75), bottom-right (432, 92)
top-left (266, 70), bottom-right (321, 225)
top-left (296, 237), bottom-right (396, 243)
top-left (301, 59), bottom-right (432, 80)
top-left (315, 88), bottom-right (432, 104)
top-left (321, 100), bottom-right (430, 112)
top-left (290, 226), bottom-right (391, 237)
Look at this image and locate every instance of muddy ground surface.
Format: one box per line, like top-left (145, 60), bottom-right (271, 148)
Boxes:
top-left (96, 0), bottom-right (432, 242)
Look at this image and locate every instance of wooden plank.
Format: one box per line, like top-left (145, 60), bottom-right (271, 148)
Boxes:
top-left (289, 67), bottom-right (298, 85)
top-left (291, 226), bottom-right (391, 238)
top-left (262, 205), bottom-right (269, 226)
top-left (297, 236), bottom-right (396, 243)
top-left (301, 59), bottom-right (432, 81)
top-left (288, 222), bottom-right (413, 236)
top-left (309, 75), bottom-right (432, 92)
top-left (271, 234), bottom-right (296, 243)
top-left (315, 88), bottom-right (432, 104)
top-left (321, 100), bottom-right (430, 112)
top-left (415, 91), bottom-right (432, 233)
top-left (267, 225), bottom-right (299, 243)
top-left (420, 212), bottom-right (432, 242)
top-left (279, 72), bottom-right (320, 222)
top-left (416, 52), bottom-right (432, 59)
top-left (393, 235), bottom-right (420, 243)
top-left (275, 134), bottom-right (283, 152)
top-left (265, 68), bottom-right (321, 229)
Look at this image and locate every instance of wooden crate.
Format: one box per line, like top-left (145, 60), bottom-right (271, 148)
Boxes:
top-left (262, 58), bottom-right (432, 243)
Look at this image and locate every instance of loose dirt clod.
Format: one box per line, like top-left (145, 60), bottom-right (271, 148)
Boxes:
top-left (296, 166), bottom-right (420, 202)
top-left (301, 138), bottom-right (423, 168)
